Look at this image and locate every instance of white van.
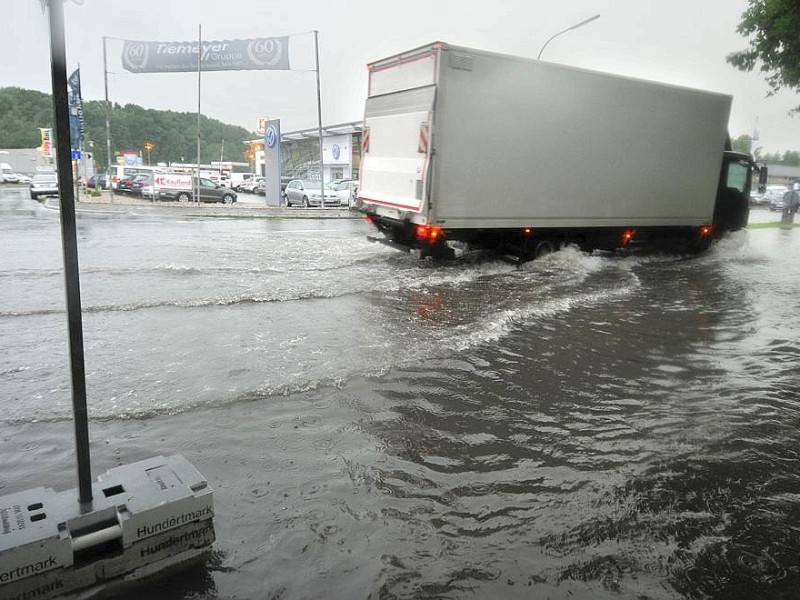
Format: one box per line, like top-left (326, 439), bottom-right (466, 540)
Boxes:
top-left (109, 165), bottom-right (168, 190)
top-left (228, 173), bottom-right (257, 191)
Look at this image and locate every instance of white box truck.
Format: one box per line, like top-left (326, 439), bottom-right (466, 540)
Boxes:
top-left (359, 42), bottom-right (765, 260)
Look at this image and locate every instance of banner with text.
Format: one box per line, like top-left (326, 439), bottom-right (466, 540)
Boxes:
top-left (121, 37), bottom-right (290, 73)
top-left (40, 128), bottom-right (53, 159)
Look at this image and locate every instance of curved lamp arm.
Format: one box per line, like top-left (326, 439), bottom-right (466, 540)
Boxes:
top-left (537, 14), bottom-right (600, 60)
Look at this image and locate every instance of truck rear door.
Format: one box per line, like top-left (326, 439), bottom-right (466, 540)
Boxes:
top-left (360, 47), bottom-right (439, 217)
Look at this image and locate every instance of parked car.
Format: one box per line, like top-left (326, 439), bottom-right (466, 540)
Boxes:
top-left (238, 176), bottom-right (264, 193)
top-left (230, 173), bottom-right (257, 191)
top-left (85, 173), bottom-right (110, 190)
top-left (117, 173), bottom-right (140, 194)
top-left (328, 179), bottom-right (359, 207)
top-left (751, 185), bottom-right (785, 208)
top-left (749, 190), bottom-right (766, 206)
top-left (158, 177), bottom-right (237, 204)
top-left (284, 179), bottom-right (341, 207)
top-left (129, 173), bottom-right (155, 198)
top-left (1, 164), bottom-right (19, 183)
top-left (16, 174), bottom-right (32, 184)
top-left (771, 190), bottom-right (800, 212)
top-left (29, 173), bottom-right (59, 200)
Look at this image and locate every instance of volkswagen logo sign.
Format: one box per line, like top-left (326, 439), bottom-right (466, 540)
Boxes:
top-left (265, 125), bottom-right (278, 149)
top-left (331, 144), bottom-right (341, 161)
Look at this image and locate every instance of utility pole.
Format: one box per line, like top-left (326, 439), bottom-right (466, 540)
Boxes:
top-left (103, 36), bottom-right (113, 200)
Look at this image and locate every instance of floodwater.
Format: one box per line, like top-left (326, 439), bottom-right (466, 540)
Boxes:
top-left (1, 186), bottom-right (799, 599)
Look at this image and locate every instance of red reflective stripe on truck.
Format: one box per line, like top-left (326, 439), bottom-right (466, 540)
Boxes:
top-left (418, 122), bottom-right (429, 154)
top-left (360, 197), bottom-right (423, 211)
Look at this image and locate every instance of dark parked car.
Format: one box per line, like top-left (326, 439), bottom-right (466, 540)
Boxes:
top-left (158, 177), bottom-right (237, 204)
top-left (29, 173), bottom-right (59, 200)
top-left (117, 174), bottom-right (140, 194)
top-left (129, 173), bottom-right (157, 198)
top-left (85, 173), bottom-right (110, 190)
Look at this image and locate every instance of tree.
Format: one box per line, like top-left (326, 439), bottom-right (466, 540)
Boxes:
top-left (0, 87), bottom-right (254, 166)
top-left (732, 134), bottom-right (755, 155)
top-left (727, 0), bottom-right (800, 112)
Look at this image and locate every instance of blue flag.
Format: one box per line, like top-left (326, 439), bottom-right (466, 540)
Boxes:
top-left (67, 67), bottom-right (84, 146)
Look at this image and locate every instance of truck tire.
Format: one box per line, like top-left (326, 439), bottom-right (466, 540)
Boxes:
top-left (177, 193), bottom-right (190, 203)
top-left (30, 192), bottom-right (37, 200)
top-left (533, 239), bottom-right (555, 259)
top-left (222, 194), bottom-right (234, 205)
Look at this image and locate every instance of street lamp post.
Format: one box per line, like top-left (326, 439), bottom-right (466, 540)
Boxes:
top-left (537, 14), bottom-right (600, 60)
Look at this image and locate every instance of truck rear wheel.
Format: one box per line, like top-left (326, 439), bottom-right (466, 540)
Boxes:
top-left (533, 239), bottom-right (555, 258)
top-left (178, 193), bottom-right (190, 203)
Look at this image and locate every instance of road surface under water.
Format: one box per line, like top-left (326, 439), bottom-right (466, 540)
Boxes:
top-left (1, 186), bottom-right (799, 599)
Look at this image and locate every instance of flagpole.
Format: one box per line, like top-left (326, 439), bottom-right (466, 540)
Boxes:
top-left (196, 24), bottom-right (202, 203)
top-left (314, 30), bottom-right (324, 208)
top-left (75, 61), bottom-right (81, 203)
top-left (103, 36), bottom-right (113, 200)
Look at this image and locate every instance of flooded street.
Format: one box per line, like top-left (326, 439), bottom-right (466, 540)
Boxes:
top-left (2, 186), bottom-right (799, 599)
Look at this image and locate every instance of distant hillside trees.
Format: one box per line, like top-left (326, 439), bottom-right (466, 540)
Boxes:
top-left (0, 87), bottom-right (254, 168)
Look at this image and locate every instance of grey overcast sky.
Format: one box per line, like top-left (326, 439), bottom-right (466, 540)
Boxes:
top-left (3, 0), bottom-right (800, 153)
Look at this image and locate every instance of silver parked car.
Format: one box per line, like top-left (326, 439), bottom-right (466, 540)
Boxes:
top-left (328, 179), bottom-right (359, 207)
top-left (29, 173), bottom-right (59, 200)
top-left (284, 179), bottom-right (341, 207)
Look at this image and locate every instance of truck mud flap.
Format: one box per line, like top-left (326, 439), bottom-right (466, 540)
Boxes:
top-left (367, 235), bottom-right (413, 254)
top-left (367, 235), bottom-right (455, 260)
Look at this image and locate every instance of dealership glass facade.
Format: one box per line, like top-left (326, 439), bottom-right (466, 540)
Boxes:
top-left (253, 122), bottom-right (362, 182)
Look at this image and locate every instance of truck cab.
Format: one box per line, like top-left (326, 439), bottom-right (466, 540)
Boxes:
top-left (713, 150), bottom-right (766, 234)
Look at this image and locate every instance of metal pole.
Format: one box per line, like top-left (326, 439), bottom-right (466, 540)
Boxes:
top-left (314, 30), bottom-right (324, 208)
top-left (196, 24), bottom-right (202, 203)
top-left (46, 0), bottom-right (93, 505)
top-left (103, 36), bottom-right (113, 201)
top-left (537, 14), bottom-right (600, 60)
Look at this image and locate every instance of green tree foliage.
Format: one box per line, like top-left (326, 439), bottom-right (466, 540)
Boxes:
top-left (732, 134), bottom-right (755, 155)
top-left (728, 0), bottom-right (800, 111)
top-left (0, 87), bottom-right (255, 167)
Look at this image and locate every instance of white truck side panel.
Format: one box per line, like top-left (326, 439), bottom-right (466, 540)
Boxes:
top-left (369, 50), bottom-right (438, 96)
top-left (430, 47), bottom-right (730, 229)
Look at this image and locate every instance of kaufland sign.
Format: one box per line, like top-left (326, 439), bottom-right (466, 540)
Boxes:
top-left (122, 37), bottom-right (290, 73)
top-left (154, 174), bottom-right (193, 190)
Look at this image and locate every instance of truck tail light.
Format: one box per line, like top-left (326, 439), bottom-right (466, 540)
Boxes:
top-left (522, 227), bottom-right (533, 236)
top-left (621, 229), bottom-right (636, 245)
top-left (416, 225), bottom-right (444, 243)
top-left (365, 215), bottom-right (373, 225)
top-left (699, 224), bottom-right (714, 237)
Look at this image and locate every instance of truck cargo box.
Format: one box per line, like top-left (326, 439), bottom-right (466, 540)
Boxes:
top-left (359, 43), bottom-right (760, 260)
